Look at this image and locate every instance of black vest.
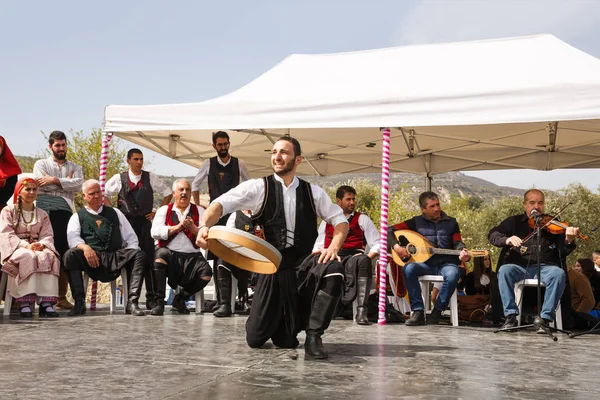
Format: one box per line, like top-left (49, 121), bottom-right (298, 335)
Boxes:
top-left (252, 175), bottom-right (317, 255)
top-left (118, 171), bottom-right (154, 217)
top-left (234, 211), bottom-right (253, 233)
top-left (77, 207), bottom-right (123, 252)
top-left (208, 156), bottom-right (240, 202)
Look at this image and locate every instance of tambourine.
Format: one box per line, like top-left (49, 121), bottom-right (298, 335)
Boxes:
top-left (207, 226), bottom-right (281, 274)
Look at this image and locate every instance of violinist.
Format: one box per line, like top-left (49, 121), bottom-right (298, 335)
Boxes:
top-left (488, 189), bottom-right (580, 331)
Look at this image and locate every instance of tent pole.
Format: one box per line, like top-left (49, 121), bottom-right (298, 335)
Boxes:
top-left (425, 173), bottom-right (432, 191)
top-left (377, 128), bottom-right (391, 325)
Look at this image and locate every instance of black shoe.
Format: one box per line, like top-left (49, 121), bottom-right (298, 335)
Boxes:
top-left (304, 332), bottom-right (328, 359)
top-left (502, 314), bottom-right (519, 329)
top-left (213, 303), bottom-right (232, 317)
top-left (405, 310), bottom-right (426, 326)
top-left (68, 298), bottom-right (87, 316)
top-left (172, 292), bottom-right (190, 315)
top-left (19, 305), bottom-right (33, 318)
top-left (39, 304), bottom-right (60, 318)
top-left (126, 302), bottom-right (145, 316)
top-left (150, 303), bottom-right (164, 316)
top-left (146, 298), bottom-right (158, 311)
top-left (427, 308), bottom-right (443, 325)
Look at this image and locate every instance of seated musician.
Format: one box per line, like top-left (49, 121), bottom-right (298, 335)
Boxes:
top-left (388, 191), bottom-right (471, 326)
top-left (64, 179), bottom-right (147, 316)
top-left (312, 185), bottom-right (380, 325)
top-left (488, 189), bottom-right (579, 331)
top-left (150, 179), bottom-right (212, 315)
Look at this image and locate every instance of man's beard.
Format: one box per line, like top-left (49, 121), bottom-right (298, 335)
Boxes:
top-left (272, 159), bottom-right (295, 176)
top-left (53, 150), bottom-right (67, 160)
top-left (217, 149), bottom-right (229, 158)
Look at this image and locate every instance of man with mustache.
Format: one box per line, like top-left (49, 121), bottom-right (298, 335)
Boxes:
top-left (104, 148), bottom-right (173, 312)
top-left (34, 130), bottom-right (84, 310)
top-left (150, 179), bottom-right (212, 315)
top-left (191, 131), bottom-right (250, 309)
top-left (197, 137), bottom-right (348, 359)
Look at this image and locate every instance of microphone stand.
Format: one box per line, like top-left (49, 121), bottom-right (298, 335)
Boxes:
top-left (494, 212), bottom-right (571, 341)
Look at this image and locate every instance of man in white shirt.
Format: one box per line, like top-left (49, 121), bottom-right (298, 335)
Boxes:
top-left (34, 130), bottom-right (84, 310)
top-left (150, 179), bottom-right (212, 316)
top-left (197, 137), bottom-right (349, 360)
top-left (63, 180), bottom-right (147, 317)
top-left (105, 148), bottom-right (173, 310)
top-left (313, 185), bottom-right (380, 325)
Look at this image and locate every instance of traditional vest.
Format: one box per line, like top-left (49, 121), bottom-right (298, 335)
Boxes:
top-left (77, 207), bottom-right (122, 251)
top-left (117, 171), bottom-right (154, 217)
top-left (324, 212), bottom-right (364, 250)
top-left (157, 203), bottom-right (200, 249)
top-left (252, 175), bottom-right (317, 255)
top-left (234, 210), bottom-right (253, 233)
top-left (208, 156), bottom-right (240, 202)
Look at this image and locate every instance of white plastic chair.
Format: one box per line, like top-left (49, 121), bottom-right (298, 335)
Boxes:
top-left (514, 279), bottom-right (563, 330)
top-left (83, 268), bottom-right (128, 314)
top-left (418, 275), bottom-right (459, 327)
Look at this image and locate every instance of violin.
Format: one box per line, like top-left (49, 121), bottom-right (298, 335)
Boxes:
top-left (527, 214), bottom-right (589, 241)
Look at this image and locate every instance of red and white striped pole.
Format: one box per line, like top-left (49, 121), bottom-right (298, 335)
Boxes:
top-left (90, 131), bottom-right (113, 310)
top-left (378, 128), bottom-right (391, 324)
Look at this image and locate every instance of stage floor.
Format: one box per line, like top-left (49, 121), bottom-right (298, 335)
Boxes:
top-left (0, 306), bottom-right (598, 400)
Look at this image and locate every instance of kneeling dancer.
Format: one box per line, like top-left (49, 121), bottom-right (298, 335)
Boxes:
top-left (150, 179), bottom-right (212, 315)
top-left (197, 137), bottom-right (348, 359)
top-left (64, 179), bottom-right (147, 316)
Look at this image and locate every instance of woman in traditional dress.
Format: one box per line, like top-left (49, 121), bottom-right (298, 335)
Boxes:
top-left (0, 177), bottom-right (61, 317)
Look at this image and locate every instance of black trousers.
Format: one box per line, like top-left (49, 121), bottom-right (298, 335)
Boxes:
top-left (154, 248), bottom-right (212, 295)
top-left (128, 216), bottom-right (155, 300)
top-left (245, 252), bottom-right (344, 349)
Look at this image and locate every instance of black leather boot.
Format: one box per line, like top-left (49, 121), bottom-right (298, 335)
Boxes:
top-left (126, 262), bottom-right (146, 317)
top-left (172, 290), bottom-right (191, 314)
top-left (66, 270), bottom-right (86, 316)
top-left (144, 267), bottom-right (157, 311)
top-left (355, 277), bottom-right (371, 325)
top-left (405, 310), bottom-right (426, 326)
top-left (213, 277), bottom-right (232, 317)
top-left (150, 263), bottom-right (167, 316)
top-left (305, 290), bottom-right (340, 360)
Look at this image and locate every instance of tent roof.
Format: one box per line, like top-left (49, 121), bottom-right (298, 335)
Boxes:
top-left (103, 34), bottom-right (600, 177)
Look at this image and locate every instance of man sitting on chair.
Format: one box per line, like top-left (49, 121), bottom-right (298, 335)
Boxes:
top-left (312, 185), bottom-right (380, 325)
top-left (488, 189), bottom-right (579, 331)
top-left (150, 179), bottom-right (212, 315)
top-left (388, 191), bottom-right (470, 326)
top-left (64, 179), bottom-right (147, 316)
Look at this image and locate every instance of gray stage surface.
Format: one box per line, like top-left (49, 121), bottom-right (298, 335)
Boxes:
top-left (0, 307), bottom-right (598, 400)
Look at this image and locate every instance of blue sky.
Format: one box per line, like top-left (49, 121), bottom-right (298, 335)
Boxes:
top-left (1, 0), bottom-right (599, 190)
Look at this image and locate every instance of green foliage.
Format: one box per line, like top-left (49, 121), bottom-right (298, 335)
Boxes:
top-left (325, 180), bottom-right (600, 268)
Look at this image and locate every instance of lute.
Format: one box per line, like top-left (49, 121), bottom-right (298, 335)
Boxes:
top-left (392, 229), bottom-right (489, 266)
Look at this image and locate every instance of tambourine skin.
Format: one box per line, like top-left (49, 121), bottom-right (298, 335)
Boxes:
top-left (207, 226), bottom-right (282, 275)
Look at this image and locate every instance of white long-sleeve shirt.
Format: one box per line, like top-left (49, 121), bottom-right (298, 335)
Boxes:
top-left (191, 157), bottom-right (250, 192)
top-left (105, 170), bottom-right (172, 197)
top-left (151, 203), bottom-right (205, 253)
top-left (214, 174), bottom-right (347, 248)
top-left (33, 157), bottom-right (83, 208)
top-left (313, 212), bottom-right (380, 254)
top-left (67, 206), bottom-right (139, 250)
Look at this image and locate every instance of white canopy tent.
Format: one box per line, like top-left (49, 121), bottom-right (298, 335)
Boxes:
top-left (103, 34), bottom-right (600, 182)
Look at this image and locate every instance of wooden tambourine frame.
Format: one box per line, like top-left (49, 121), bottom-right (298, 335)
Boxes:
top-left (207, 226), bottom-right (281, 274)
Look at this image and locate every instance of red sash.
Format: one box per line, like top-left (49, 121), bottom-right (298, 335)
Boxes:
top-left (157, 203), bottom-right (200, 249)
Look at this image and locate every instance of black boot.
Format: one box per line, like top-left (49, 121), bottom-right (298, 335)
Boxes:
top-left (213, 277), bottom-right (232, 317)
top-left (150, 264), bottom-right (167, 316)
top-left (237, 278), bottom-right (251, 315)
top-left (405, 310), bottom-right (425, 326)
top-left (126, 263), bottom-right (146, 317)
top-left (172, 290), bottom-right (191, 314)
top-left (355, 277), bottom-right (371, 325)
top-left (66, 270), bottom-right (86, 316)
top-left (305, 290), bottom-right (340, 360)
top-left (144, 267), bottom-right (157, 310)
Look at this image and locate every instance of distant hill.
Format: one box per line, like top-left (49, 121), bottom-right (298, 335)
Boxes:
top-left (157, 171), bottom-right (523, 202)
